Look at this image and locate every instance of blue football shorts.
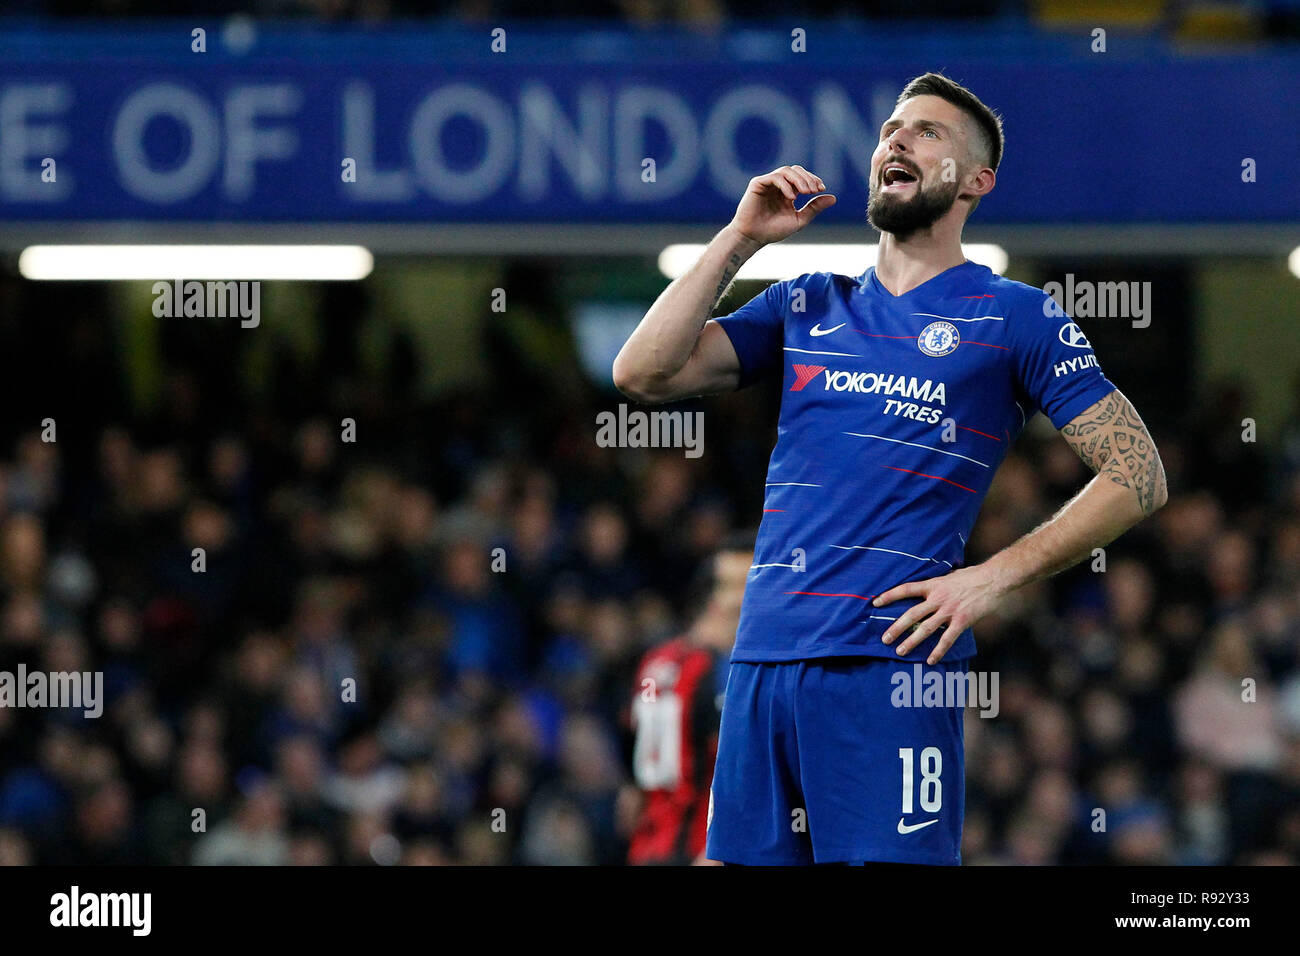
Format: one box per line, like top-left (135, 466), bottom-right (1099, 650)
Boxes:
top-left (705, 656), bottom-right (968, 865)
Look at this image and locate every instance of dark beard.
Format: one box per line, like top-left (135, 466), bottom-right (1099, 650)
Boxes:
top-left (866, 178), bottom-right (960, 239)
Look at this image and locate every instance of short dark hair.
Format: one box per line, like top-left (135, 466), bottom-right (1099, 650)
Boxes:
top-left (683, 528), bottom-right (758, 621)
top-left (897, 72), bottom-right (1004, 172)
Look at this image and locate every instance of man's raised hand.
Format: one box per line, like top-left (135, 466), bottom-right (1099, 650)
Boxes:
top-left (729, 165), bottom-right (836, 246)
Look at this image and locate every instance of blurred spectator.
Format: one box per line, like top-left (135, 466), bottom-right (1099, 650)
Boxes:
top-left (192, 780), bottom-right (290, 865)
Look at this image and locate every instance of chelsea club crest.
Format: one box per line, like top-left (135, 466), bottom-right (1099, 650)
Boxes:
top-left (917, 321), bottom-right (959, 357)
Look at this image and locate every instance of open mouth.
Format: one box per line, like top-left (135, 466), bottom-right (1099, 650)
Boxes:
top-left (881, 164), bottom-right (919, 190)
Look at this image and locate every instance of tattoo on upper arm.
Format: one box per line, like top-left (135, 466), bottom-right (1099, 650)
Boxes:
top-left (1059, 389), bottom-right (1168, 516)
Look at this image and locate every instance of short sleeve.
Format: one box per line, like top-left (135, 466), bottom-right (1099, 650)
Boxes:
top-left (710, 279), bottom-right (790, 389)
top-left (1010, 294), bottom-right (1117, 429)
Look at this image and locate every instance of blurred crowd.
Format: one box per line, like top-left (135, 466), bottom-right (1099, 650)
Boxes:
top-left (0, 273), bottom-right (1298, 867)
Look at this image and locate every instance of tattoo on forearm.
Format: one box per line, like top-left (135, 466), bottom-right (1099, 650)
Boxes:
top-left (1060, 389), bottom-right (1168, 516)
top-left (710, 253), bottom-right (745, 315)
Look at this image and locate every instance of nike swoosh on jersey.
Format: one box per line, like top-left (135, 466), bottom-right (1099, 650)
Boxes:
top-left (897, 818), bottom-right (939, 835)
top-left (809, 323), bottom-right (846, 337)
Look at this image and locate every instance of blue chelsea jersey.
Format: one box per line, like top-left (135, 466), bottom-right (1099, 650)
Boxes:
top-left (712, 261), bottom-right (1116, 663)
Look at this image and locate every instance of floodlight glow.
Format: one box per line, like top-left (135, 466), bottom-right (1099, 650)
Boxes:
top-left (18, 245), bottom-right (374, 281)
top-left (658, 243), bottom-right (1008, 281)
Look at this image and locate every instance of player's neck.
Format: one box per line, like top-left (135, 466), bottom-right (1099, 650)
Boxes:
top-left (873, 231), bottom-right (967, 297)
